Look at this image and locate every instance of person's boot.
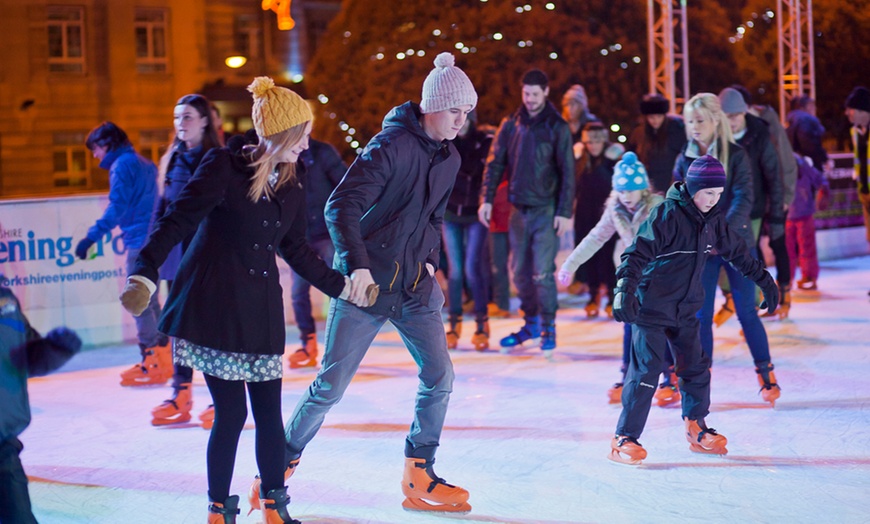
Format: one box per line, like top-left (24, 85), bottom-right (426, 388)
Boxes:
top-left (248, 459), bottom-right (300, 512)
top-left (755, 361), bottom-right (781, 406)
top-left (540, 324), bottom-right (556, 360)
top-left (713, 292), bottom-right (735, 327)
top-left (208, 495), bottom-right (240, 524)
top-left (401, 457), bottom-right (471, 513)
top-left (654, 369), bottom-right (681, 407)
top-left (446, 316), bottom-right (461, 350)
top-left (608, 435), bottom-right (647, 465)
top-left (151, 382), bottom-right (193, 426)
top-left (119, 343), bottom-right (170, 386)
top-left (287, 334), bottom-right (318, 369)
top-left (499, 316), bottom-right (541, 353)
top-left (684, 417), bottom-right (728, 455)
top-left (584, 288), bottom-right (600, 318)
top-left (198, 404), bottom-right (215, 430)
top-left (259, 487), bottom-right (301, 523)
top-left (470, 318), bottom-right (489, 351)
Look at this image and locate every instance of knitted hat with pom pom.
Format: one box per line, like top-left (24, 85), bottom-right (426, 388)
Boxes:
top-left (612, 152), bottom-right (650, 192)
top-left (420, 53), bottom-right (478, 114)
top-left (247, 76), bottom-right (312, 137)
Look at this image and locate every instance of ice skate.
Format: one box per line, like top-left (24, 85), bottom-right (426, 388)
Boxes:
top-left (487, 303), bottom-right (511, 318)
top-left (567, 280), bottom-right (589, 296)
top-left (540, 324), bottom-right (556, 351)
top-left (684, 418), bottom-right (728, 455)
top-left (248, 459), bottom-right (300, 512)
top-left (258, 487), bottom-right (301, 524)
top-left (499, 316), bottom-right (540, 353)
top-left (713, 292), bottom-right (735, 327)
top-left (119, 343), bottom-right (170, 386)
top-left (654, 372), bottom-right (681, 407)
top-left (607, 383), bottom-right (623, 404)
top-left (151, 382), bottom-right (193, 426)
top-left (446, 318), bottom-right (461, 350)
top-left (584, 290), bottom-right (600, 318)
top-left (208, 494), bottom-right (240, 524)
top-left (608, 435), bottom-right (647, 465)
top-left (401, 457), bottom-right (471, 513)
top-left (198, 404), bottom-right (215, 430)
top-left (287, 335), bottom-right (318, 369)
top-left (755, 361), bottom-right (781, 407)
top-left (797, 278), bottom-right (817, 290)
top-left (471, 320), bottom-right (489, 351)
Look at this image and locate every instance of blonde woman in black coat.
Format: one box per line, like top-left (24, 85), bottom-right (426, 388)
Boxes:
top-left (121, 77), bottom-right (358, 523)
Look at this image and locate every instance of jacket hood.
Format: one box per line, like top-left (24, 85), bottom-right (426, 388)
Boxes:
top-left (382, 101), bottom-right (442, 150)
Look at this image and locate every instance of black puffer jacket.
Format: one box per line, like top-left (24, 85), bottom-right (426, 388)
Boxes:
top-left (735, 114), bottom-right (783, 221)
top-left (325, 101), bottom-right (458, 318)
top-left (298, 139), bottom-right (347, 242)
top-left (673, 139), bottom-right (755, 249)
top-left (617, 183), bottom-right (768, 327)
top-left (627, 116), bottom-right (687, 194)
top-left (482, 101), bottom-right (575, 218)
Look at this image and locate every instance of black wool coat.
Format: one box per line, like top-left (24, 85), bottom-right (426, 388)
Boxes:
top-left (132, 139), bottom-right (345, 355)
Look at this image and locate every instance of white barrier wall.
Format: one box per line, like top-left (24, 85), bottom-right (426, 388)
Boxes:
top-left (0, 195), bottom-right (322, 347)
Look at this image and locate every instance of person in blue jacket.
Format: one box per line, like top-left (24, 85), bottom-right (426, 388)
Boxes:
top-left (0, 278), bottom-right (81, 523)
top-left (76, 122), bottom-right (168, 387)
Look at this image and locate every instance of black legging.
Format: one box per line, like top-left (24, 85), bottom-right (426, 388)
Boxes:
top-left (203, 374), bottom-right (284, 503)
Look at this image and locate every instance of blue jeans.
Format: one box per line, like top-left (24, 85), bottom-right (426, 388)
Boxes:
top-left (699, 255), bottom-right (771, 364)
top-left (509, 204), bottom-right (559, 325)
top-left (442, 220), bottom-right (489, 320)
top-left (489, 231), bottom-right (511, 311)
top-left (290, 238), bottom-right (336, 340)
top-left (284, 283), bottom-right (454, 461)
top-left (0, 438), bottom-right (37, 524)
top-left (125, 247), bottom-right (163, 349)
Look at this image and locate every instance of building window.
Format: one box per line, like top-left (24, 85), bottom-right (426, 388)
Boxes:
top-left (234, 14), bottom-right (261, 60)
top-left (135, 8), bottom-right (168, 73)
top-left (52, 132), bottom-right (92, 188)
top-left (47, 6), bottom-right (85, 73)
top-left (139, 129), bottom-right (171, 166)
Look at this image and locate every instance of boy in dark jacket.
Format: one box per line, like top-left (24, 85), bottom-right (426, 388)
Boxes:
top-left (608, 155), bottom-right (778, 465)
top-left (0, 281), bottom-right (81, 523)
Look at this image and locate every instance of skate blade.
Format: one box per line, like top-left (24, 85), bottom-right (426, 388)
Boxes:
top-left (655, 395), bottom-right (681, 407)
top-left (120, 379), bottom-right (168, 387)
top-left (607, 449), bottom-right (643, 466)
top-left (151, 413), bottom-right (192, 426)
top-left (402, 498), bottom-right (471, 514)
top-left (689, 443), bottom-right (728, 455)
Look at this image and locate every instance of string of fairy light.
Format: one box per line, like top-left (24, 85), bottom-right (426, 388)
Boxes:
top-left (314, 0), bottom-right (646, 154)
top-left (729, 9), bottom-right (775, 44)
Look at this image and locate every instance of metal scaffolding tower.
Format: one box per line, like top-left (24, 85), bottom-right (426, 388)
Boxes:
top-left (647, 0), bottom-right (690, 113)
top-left (777, 0), bottom-right (815, 122)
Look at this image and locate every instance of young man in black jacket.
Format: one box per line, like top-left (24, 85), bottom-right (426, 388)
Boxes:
top-left (478, 69), bottom-right (574, 356)
top-left (608, 155), bottom-right (778, 465)
top-left (277, 52), bottom-right (477, 514)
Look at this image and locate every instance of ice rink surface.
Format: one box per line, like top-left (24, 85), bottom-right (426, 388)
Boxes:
top-left (22, 256), bottom-right (870, 523)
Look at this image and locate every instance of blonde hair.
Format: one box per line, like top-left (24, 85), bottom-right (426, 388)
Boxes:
top-left (683, 93), bottom-right (734, 177)
top-left (246, 122), bottom-right (308, 202)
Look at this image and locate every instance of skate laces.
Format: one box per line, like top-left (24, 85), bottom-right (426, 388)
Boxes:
top-left (418, 461), bottom-right (456, 492)
top-left (696, 427), bottom-right (719, 442)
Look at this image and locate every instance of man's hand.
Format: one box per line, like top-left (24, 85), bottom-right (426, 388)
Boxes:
top-left (554, 216), bottom-right (572, 237)
top-left (75, 238), bottom-right (95, 260)
top-left (478, 203), bottom-right (492, 228)
top-left (348, 269), bottom-right (376, 307)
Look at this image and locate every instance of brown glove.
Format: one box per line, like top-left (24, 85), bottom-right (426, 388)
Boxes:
top-left (120, 277), bottom-right (153, 316)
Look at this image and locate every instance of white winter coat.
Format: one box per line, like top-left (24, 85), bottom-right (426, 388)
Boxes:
top-left (561, 191), bottom-right (664, 273)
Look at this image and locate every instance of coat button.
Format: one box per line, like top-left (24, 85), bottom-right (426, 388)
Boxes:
top-left (262, 271), bottom-right (269, 277)
top-left (253, 243), bottom-right (260, 250)
top-left (266, 244), bottom-right (274, 251)
top-left (381, 242), bottom-right (387, 248)
top-left (390, 306), bottom-right (396, 311)
top-left (262, 220), bottom-right (269, 227)
top-left (275, 220), bottom-right (282, 227)
top-left (249, 269), bottom-right (255, 275)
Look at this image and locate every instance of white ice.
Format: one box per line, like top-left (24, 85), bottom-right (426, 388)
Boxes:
top-left (22, 255), bottom-right (870, 523)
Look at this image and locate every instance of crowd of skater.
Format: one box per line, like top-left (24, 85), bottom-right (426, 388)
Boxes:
top-left (2, 48), bottom-right (870, 523)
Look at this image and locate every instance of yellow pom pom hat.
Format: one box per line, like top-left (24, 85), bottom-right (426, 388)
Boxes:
top-left (247, 76), bottom-right (312, 137)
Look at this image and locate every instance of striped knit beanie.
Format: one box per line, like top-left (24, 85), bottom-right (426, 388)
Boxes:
top-left (247, 76), bottom-right (312, 137)
top-left (420, 53), bottom-right (478, 114)
top-left (686, 155), bottom-right (727, 196)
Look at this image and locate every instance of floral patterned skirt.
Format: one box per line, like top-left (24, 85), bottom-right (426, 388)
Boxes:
top-left (173, 338), bottom-right (283, 382)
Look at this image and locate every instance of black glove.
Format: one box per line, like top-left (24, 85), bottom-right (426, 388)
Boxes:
top-left (75, 238), bottom-right (95, 260)
top-left (612, 278), bottom-right (639, 324)
top-left (12, 327), bottom-right (82, 377)
top-left (757, 273), bottom-right (779, 316)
